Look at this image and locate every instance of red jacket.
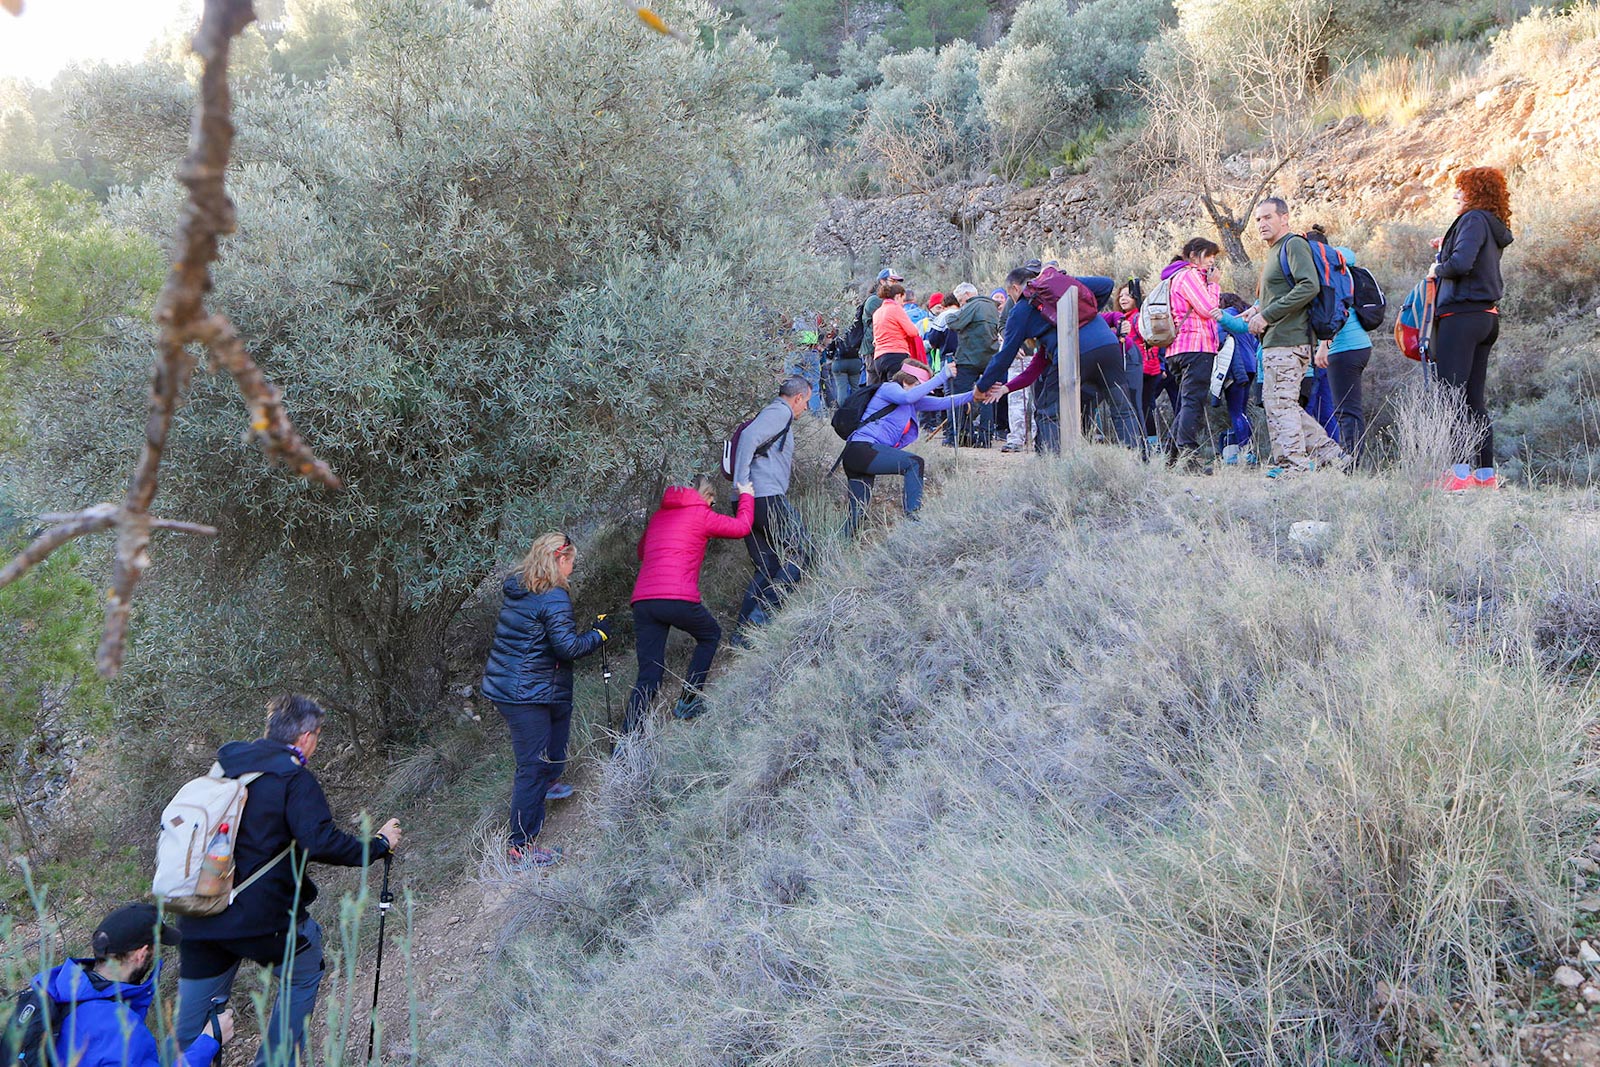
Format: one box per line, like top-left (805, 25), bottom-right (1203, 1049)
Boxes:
top-left (631, 487), bottom-right (754, 604)
top-left (872, 300), bottom-right (926, 361)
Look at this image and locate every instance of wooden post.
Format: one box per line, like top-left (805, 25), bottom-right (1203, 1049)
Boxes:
top-left (1059, 286), bottom-right (1082, 453)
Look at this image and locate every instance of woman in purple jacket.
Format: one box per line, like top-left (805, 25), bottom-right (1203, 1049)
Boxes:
top-left (842, 360), bottom-right (975, 535)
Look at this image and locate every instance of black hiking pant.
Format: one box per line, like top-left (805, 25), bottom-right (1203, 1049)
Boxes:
top-left (1326, 345), bottom-right (1371, 464)
top-left (496, 701), bottom-right (571, 847)
top-left (625, 599), bottom-right (721, 731)
top-left (737, 495), bottom-right (811, 629)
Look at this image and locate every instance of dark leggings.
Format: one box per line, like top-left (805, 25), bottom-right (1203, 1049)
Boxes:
top-left (842, 441), bottom-right (925, 535)
top-left (1326, 345), bottom-right (1371, 463)
top-left (1169, 350), bottom-right (1214, 452)
top-left (1432, 311), bottom-right (1498, 470)
top-left (625, 599), bottom-right (722, 731)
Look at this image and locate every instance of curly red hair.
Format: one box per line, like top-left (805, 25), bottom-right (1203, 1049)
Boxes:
top-left (1456, 166), bottom-right (1511, 223)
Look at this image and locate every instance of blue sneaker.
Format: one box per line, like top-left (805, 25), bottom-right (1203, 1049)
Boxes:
top-left (1266, 465), bottom-right (1288, 479)
top-left (672, 696), bottom-right (706, 720)
top-left (545, 781), bottom-right (574, 801)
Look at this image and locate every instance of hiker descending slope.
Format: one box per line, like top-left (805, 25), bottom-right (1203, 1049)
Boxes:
top-left (1429, 165), bottom-right (1514, 491)
top-left (731, 376), bottom-right (814, 640)
top-left (625, 475), bottom-right (755, 729)
top-left (481, 534), bottom-right (606, 868)
top-left (841, 359), bottom-right (976, 535)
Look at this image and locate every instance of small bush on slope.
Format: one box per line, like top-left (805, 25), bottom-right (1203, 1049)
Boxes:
top-left (441, 452), bottom-right (1595, 1065)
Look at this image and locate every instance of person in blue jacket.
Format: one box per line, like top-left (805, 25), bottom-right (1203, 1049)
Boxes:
top-left (37, 904), bottom-right (232, 1067)
top-left (481, 531), bottom-right (607, 868)
top-left (841, 360), bottom-right (976, 535)
top-left (1307, 226), bottom-right (1373, 464)
top-left (976, 268), bottom-right (1135, 452)
top-left (1216, 293), bottom-right (1262, 464)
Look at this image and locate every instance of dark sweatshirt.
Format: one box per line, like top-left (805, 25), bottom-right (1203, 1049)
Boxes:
top-left (1435, 208), bottom-right (1514, 314)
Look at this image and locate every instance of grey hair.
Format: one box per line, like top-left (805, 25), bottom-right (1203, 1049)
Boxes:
top-left (1257, 196), bottom-right (1289, 216)
top-left (952, 282), bottom-right (979, 300)
top-left (778, 375), bottom-right (812, 399)
top-left (264, 694), bottom-right (327, 744)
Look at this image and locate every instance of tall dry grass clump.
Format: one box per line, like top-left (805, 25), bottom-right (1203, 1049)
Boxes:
top-left (436, 450), bottom-right (1596, 1065)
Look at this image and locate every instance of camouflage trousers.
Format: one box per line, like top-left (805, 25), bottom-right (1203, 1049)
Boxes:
top-left (1262, 344), bottom-right (1345, 471)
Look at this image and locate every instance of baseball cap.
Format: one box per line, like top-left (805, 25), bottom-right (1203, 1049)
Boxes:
top-left (1021, 259), bottom-right (1043, 277)
top-left (877, 267), bottom-right (905, 282)
top-left (929, 292), bottom-right (944, 307)
top-left (94, 903), bottom-right (180, 957)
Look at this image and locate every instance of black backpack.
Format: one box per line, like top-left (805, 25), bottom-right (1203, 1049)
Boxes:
top-left (829, 384), bottom-right (895, 441)
top-left (840, 304), bottom-right (865, 358)
top-left (1350, 265), bottom-right (1387, 330)
top-left (1, 988), bottom-right (75, 1067)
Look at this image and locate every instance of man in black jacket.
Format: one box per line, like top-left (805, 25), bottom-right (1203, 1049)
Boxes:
top-left (173, 695), bottom-right (402, 1067)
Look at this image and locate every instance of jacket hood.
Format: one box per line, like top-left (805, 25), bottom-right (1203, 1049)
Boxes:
top-left (1482, 211), bottom-right (1514, 248)
top-left (501, 574), bottom-right (530, 600)
top-left (659, 486), bottom-right (708, 510)
top-left (42, 958), bottom-right (159, 1014)
top-left (216, 737), bottom-right (303, 778)
top-left (1159, 261), bottom-right (1186, 280)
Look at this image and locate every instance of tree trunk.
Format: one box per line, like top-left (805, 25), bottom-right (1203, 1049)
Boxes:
top-left (1201, 190), bottom-right (1251, 267)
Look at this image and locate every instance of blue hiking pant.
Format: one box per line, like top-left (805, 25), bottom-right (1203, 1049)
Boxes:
top-left (177, 918), bottom-right (325, 1067)
top-left (841, 442), bottom-right (925, 535)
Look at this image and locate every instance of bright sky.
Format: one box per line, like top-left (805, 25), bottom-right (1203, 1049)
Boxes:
top-left (0, 0), bottom-right (194, 86)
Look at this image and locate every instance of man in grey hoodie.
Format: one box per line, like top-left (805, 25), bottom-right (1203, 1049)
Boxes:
top-left (733, 376), bottom-right (813, 636)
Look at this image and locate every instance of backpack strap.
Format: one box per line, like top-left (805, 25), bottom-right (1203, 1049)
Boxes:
top-left (228, 846), bottom-right (293, 905)
top-left (752, 413), bottom-right (793, 460)
top-left (828, 386), bottom-right (901, 474)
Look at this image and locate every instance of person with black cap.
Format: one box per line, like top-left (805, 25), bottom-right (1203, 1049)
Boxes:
top-left (29, 903), bottom-right (233, 1067)
top-left (172, 694), bottom-right (401, 1067)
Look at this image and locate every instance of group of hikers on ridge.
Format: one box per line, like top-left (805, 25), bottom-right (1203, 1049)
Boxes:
top-left (12, 171), bottom-right (1513, 1066)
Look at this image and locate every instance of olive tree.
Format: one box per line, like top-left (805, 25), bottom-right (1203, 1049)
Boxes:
top-left (22, 0), bottom-right (821, 737)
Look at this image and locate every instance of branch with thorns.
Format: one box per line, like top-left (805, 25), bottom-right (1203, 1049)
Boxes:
top-left (0, 0), bottom-right (339, 678)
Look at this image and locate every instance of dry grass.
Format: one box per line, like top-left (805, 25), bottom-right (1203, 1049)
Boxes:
top-left (1332, 42), bottom-right (1483, 127)
top-left (431, 446), bottom-right (1598, 1065)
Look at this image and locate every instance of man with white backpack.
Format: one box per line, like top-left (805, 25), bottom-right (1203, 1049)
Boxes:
top-left (164, 695), bottom-right (401, 1067)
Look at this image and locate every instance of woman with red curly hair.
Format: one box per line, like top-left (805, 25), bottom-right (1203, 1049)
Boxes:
top-left (1428, 165), bottom-right (1514, 489)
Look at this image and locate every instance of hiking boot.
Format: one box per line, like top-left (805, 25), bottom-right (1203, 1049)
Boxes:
top-left (1000, 443), bottom-right (1019, 453)
top-left (1221, 444), bottom-right (1241, 465)
top-left (508, 844), bottom-right (562, 869)
top-left (1265, 465), bottom-right (1289, 479)
top-left (1439, 464), bottom-right (1474, 492)
top-left (545, 781), bottom-right (574, 801)
top-left (672, 695), bottom-right (706, 720)
top-left (1471, 467), bottom-right (1499, 490)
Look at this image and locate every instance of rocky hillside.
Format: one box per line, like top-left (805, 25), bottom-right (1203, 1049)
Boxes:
top-left (811, 27), bottom-right (1599, 267)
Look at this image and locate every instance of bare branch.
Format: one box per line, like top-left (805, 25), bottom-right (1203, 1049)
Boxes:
top-left (0, 0), bottom-right (341, 678)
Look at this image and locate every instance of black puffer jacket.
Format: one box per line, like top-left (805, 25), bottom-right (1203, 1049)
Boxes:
top-left (1435, 208), bottom-right (1514, 313)
top-left (480, 578), bottom-right (603, 706)
top-left (179, 739), bottom-right (389, 944)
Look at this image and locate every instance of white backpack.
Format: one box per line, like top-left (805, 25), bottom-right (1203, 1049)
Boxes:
top-left (1138, 275), bottom-right (1178, 347)
top-left (152, 764), bottom-right (289, 917)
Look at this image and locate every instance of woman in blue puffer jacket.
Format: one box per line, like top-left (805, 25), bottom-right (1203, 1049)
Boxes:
top-left (481, 531), bottom-right (606, 868)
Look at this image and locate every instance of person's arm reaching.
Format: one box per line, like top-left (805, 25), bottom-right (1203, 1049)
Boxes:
top-left (977, 302), bottom-right (1034, 392)
top-left (1082, 276), bottom-right (1114, 308)
top-left (704, 489), bottom-right (755, 539)
top-left (285, 773), bottom-right (395, 867)
top-left (1001, 349), bottom-right (1051, 394)
top-left (544, 592), bottom-right (604, 662)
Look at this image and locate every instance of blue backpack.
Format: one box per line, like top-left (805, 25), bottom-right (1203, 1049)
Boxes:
top-left (1279, 235), bottom-right (1354, 342)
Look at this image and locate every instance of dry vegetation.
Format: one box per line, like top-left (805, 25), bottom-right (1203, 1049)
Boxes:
top-left (428, 429), bottom-right (1600, 1063)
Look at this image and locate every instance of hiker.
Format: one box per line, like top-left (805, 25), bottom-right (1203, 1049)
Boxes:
top-left (943, 283), bottom-right (1001, 448)
top-left (733, 376), bottom-right (814, 637)
top-left (1245, 197), bottom-right (1348, 476)
top-left (871, 282), bottom-right (926, 382)
top-left (1216, 293), bottom-right (1262, 464)
top-left (480, 535), bottom-right (606, 868)
top-left (842, 359), bottom-right (976, 534)
top-left (860, 267), bottom-right (901, 380)
top-left (789, 317), bottom-right (824, 414)
top-left (1164, 239), bottom-right (1224, 469)
top-left (828, 296), bottom-right (867, 405)
top-left (625, 476), bottom-right (754, 729)
top-left (174, 695), bottom-right (401, 1063)
top-left (31, 904), bottom-right (233, 1067)
top-left (1107, 283), bottom-right (1161, 456)
top-left (1305, 228), bottom-right (1373, 461)
top-left (976, 268), bottom-right (1135, 453)
top-left (1429, 165), bottom-right (1513, 490)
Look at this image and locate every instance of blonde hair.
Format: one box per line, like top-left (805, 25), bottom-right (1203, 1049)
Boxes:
top-left (517, 531), bottom-right (574, 594)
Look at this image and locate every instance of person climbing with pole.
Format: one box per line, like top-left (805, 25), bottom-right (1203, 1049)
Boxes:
top-left (480, 532), bottom-right (607, 869)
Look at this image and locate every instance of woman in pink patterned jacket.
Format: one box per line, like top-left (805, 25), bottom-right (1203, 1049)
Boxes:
top-left (1163, 237), bottom-right (1223, 467)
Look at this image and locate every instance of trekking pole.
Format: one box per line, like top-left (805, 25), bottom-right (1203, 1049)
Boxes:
top-left (597, 614), bottom-right (614, 723)
top-left (366, 852), bottom-right (394, 1064)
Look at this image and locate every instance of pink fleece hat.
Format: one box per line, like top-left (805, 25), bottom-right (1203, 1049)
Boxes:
top-left (900, 359), bottom-right (932, 383)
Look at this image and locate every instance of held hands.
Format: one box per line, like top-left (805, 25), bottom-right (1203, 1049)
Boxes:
top-left (734, 482), bottom-right (755, 497)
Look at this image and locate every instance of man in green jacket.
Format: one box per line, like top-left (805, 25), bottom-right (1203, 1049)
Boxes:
top-left (1246, 197), bottom-right (1347, 476)
top-left (943, 282), bottom-right (1001, 446)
